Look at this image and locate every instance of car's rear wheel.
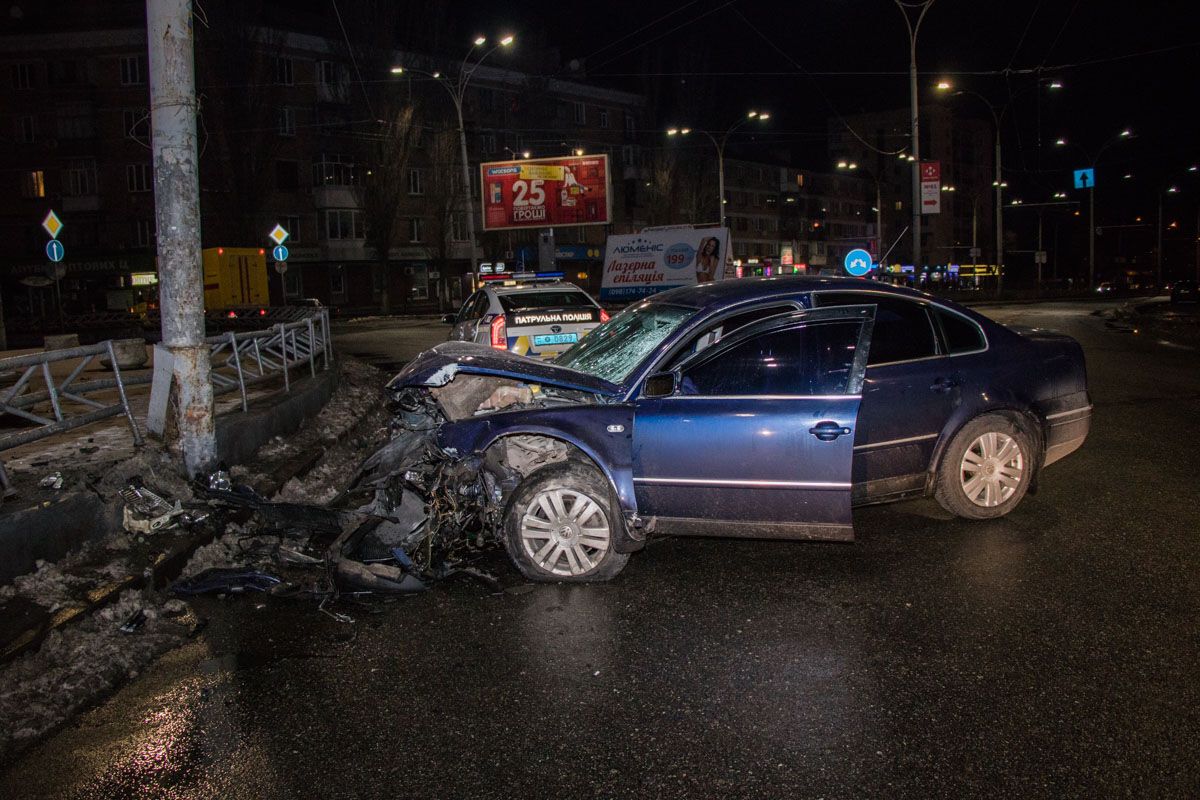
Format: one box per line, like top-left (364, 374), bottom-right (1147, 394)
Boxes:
top-left (935, 414), bottom-right (1035, 520)
top-left (503, 461), bottom-right (630, 582)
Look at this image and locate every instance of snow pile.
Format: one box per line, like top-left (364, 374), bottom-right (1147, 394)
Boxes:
top-left (0, 544), bottom-right (131, 611)
top-left (0, 591), bottom-right (194, 762)
top-left (265, 357), bottom-right (391, 504)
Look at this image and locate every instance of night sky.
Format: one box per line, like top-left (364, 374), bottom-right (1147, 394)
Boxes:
top-left (452, 0), bottom-right (1200, 221)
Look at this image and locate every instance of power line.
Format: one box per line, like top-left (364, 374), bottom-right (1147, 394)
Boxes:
top-left (733, 7), bottom-right (906, 156)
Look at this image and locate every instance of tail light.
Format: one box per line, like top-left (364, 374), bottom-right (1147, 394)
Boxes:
top-left (489, 314), bottom-right (507, 349)
top-left (259, 308), bottom-right (267, 316)
top-left (599, 308), bottom-right (610, 323)
top-left (227, 310), bottom-right (237, 319)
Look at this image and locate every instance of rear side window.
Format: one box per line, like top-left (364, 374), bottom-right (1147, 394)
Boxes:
top-left (499, 291), bottom-right (595, 312)
top-left (933, 307), bottom-right (986, 354)
top-left (679, 321), bottom-right (862, 396)
top-left (458, 292), bottom-right (487, 322)
top-left (816, 292), bottom-right (937, 365)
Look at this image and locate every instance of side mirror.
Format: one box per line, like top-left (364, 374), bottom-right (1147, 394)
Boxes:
top-left (441, 314), bottom-right (456, 325)
top-left (642, 371), bottom-right (679, 399)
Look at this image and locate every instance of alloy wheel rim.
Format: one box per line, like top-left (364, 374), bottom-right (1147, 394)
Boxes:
top-left (960, 432), bottom-right (1024, 507)
top-left (520, 488), bottom-right (610, 576)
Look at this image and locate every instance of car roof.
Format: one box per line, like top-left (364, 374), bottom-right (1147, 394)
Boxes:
top-left (643, 275), bottom-right (943, 311)
top-left (488, 281), bottom-right (588, 296)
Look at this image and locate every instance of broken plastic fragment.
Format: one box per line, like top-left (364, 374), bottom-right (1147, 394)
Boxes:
top-left (39, 471), bottom-right (64, 490)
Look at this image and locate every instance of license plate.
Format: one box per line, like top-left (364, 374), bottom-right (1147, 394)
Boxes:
top-left (533, 333), bottom-right (578, 346)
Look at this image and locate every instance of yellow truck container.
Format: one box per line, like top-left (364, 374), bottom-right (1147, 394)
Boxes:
top-left (202, 247), bottom-right (269, 309)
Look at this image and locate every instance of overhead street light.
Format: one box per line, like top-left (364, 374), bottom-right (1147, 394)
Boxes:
top-left (664, 109), bottom-right (771, 227)
top-left (391, 33), bottom-right (516, 278)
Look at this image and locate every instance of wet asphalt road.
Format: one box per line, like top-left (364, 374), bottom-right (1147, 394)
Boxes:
top-left (3, 302), bottom-right (1199, 798)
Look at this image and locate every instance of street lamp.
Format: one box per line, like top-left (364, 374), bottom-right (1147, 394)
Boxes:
top-left (392, 34), bottom-right (516, 277)
top-left (894, 0), bottom-right (936, 272)
top-left (1055, 129), bottom-right (1136, 288)
top-left (665, 110), bottom-right (770, 227)
top-left (837, 160), bottom-right (884, 265)
top-left (937, 83), bottom-right (1006, 296)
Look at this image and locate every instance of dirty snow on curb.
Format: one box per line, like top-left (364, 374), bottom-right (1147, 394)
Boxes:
top-left (0, 591), bottom-right (195, 763)
top-left (250, 356), bottom-right (390, 504)
top-left (0, 357), bottom-right (391, 764)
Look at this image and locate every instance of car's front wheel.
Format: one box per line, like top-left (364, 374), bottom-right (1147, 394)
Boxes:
top-left (503, 461), bottom-right (630, 582)
top-left (934, 414), bottom-right (1036, 520)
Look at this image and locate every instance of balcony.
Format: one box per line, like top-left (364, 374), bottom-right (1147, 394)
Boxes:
top-left (312, 185), bottom-right (360, 209)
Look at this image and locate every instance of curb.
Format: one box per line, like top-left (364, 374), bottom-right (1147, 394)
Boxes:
top-left (0, 365), bottom-right (351, 666)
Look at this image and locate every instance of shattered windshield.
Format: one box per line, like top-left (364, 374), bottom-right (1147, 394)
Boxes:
top-left (554, 302), bottom-right (697, 384)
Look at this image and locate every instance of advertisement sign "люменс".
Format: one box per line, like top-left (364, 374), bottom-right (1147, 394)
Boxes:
top-left (600, 226), bottom-right (731, 302)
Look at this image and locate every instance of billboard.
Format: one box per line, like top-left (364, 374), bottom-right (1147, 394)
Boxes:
top-left (600, 225), bottom-right (731, 302)
top-left (480, 155), bottom-right (612, 231)
top-left (920, 160), bottom-right (941, 215)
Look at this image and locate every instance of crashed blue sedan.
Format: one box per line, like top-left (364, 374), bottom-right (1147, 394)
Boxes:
top-left (373, 276), bottom-right (1091, 582)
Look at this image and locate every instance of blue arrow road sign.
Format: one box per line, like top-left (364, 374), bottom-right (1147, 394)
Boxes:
top-left (272, 244), bottom-right (289, 262)
top-left (1073, 168), bottom-right (1095, 189)
top-left (46, 239), bottom-right (64, 263)
top-left (844, 248), bottom-right (873, 277)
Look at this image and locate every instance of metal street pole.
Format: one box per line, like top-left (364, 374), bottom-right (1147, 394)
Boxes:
top-left (147, 0), bottom-right (215, 476)
top-left (995, 129), bottom-right (1004, 297)
top-left (875, 180), bottom-right (883, 264)
top-left (399, 38), bottom-right (513, 281)
top-left (670, 113), bottom-right (769, 228)
top-left (1157, 191), bottom-right (1163, 289)
top-left (1088, 186), bottom-right (1095, 290)
top-left (1037, 209), bottom-right (1044, 290)
top-left (717, 144), bottom-right (726, 227)
top-left (896, 0), bottom-right (934, 270)
top-left (971, 195), bottom-right (979, 287)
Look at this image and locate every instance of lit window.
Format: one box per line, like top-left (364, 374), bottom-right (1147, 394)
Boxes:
top-left (21, 170), bottom-right (45, 199)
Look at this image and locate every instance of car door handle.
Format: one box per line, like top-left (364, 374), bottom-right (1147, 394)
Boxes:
top-left (809, 421), bottom-right (852, 441)
top-left (930, 376), bottom-right (959, 393)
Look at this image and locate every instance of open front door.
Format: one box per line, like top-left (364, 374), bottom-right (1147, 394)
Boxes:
top-left (631, 306), bottom-right (874, 541)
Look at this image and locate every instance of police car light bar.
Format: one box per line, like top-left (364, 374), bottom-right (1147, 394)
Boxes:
top-left (481, 271), bottom-right (564, 283)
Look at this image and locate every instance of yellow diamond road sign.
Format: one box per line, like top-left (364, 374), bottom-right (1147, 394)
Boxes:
top-left (268, 224), bottom-right (290, 245)
top-left (42, 210), bottom-right (63, 239)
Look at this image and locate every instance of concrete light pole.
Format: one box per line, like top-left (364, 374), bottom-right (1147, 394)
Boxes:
top-left (394, 34), bottom-right (514, 278)
top-left (146, 0), bottom-right (216, 476)
top-left (895, 0), bottom-right (935, 271)
top-left (667, 111), bottom-right (770, 228)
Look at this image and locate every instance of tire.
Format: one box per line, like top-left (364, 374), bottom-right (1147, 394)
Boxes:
top-left (934, 414), bottom-right (1036, 520)
top-left (503, 460), bottom-right (630, 582)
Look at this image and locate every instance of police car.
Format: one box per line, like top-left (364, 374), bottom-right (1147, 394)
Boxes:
top-left (445, 271), bottom-right (609, 360)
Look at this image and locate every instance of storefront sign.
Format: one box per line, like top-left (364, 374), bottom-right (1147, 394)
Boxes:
top-left (481, 155), bottom-right (611, 231)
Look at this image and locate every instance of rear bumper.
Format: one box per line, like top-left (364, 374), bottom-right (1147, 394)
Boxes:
top-left (1043, 404), bottom-right (1092, 466)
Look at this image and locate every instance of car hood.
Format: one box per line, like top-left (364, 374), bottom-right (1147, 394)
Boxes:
top-left (389, 341), bottom-right (621, 396)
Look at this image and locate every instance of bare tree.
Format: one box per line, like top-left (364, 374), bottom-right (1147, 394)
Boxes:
top-left (646, 148), bottom-right (715, 227)
top-left (421, 124), bottom-right (468, 311)
top-left (359, 105), bottom-right (421, 313)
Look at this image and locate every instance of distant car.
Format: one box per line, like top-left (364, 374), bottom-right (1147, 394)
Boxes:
top-left (1096, 282), bottom-right (1115, 294)
top-left (386, 276), bottom-right (1092, 582)
top-left (1171, 280), bottom-right (1198, 304)
top-left (445, 275), bottom-right (608, 360)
